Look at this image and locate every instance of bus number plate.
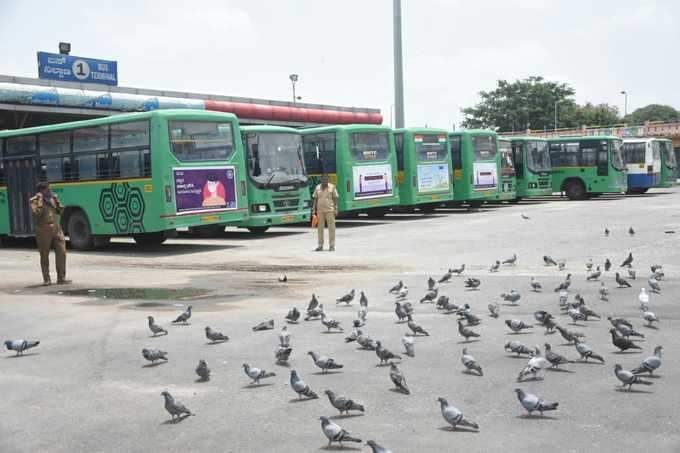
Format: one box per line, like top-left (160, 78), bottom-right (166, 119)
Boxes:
top-left (281, 215), bottom-right (295, 223)
top-left (202, 215), bottom-right (219, 223)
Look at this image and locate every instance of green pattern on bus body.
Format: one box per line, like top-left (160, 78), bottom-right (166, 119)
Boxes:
top-left (0, 187), bottom-right (8, 234)
top-left (506, 137), bottom-right (553, 199)
top-left (448, 130), bottom-right (500, 203)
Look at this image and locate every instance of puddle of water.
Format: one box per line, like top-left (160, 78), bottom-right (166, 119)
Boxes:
top-left (53, 287), bottom-right (212, 301)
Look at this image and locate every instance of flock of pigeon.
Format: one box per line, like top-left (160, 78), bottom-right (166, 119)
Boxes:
top-left (4, 225), bottom-right (668, 451)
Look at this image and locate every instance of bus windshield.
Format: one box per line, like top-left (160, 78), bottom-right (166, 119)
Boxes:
top-left (416, 134), bottom-right (447, 162)
top-left (169, 121), bottom-right (234, 162)
top-left (662, 141), bottom-right (677, 168)
top-left (349, 132), bottom-right (390, 162)
top-left (245, 132), bottom-right (306, 186)
top-left (527, 141), bottom-right (551, 173)
top-left (611, 140), bottom-right (626, 171)
top-left (472, 136), bottom-right (497, 162)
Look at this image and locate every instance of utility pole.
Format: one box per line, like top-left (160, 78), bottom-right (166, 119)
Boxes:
top-left (554, 101), bottom-right (558, 131)
top-left (393, 0), bottom-right (405, 128)
top-left (620, 90), bottom-right (628, 118)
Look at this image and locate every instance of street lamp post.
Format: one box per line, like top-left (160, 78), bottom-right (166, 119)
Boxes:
top-left (289, 74), bottom-right (299, 104)
top-left (620, 90), bottom-right (628, 118)
top-left (554, 101), bottom-right (559, 131)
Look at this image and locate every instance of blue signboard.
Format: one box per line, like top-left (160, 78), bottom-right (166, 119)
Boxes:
top-left (37, 52), bottom-right (118, 86)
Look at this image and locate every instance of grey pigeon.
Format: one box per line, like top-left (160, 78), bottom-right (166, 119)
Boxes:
top-left (503, 254), bottom-right (517, 265)
top-left (394, 302), bottom-right (409, 322)
top-left (620, 252), bottom-right (633, 267)
top-left (161, 391), bottom-right (193, 419)
top-left (171, 306), bottom-right (192, 324)
top-left (604, 227), bottom-right (610, 236)
top-left (488, 303), bottom-right (500, 318)
top-left (142, 348), bottom-right (167, 363)
top-left (366, 440), bottom-right (393, 453)
top-left (533, 310), bottom-right (550, 323)
top-left (252, 319), bottom-right (274, 331)
top-left (305, 303), bottom-right (324, 321)
top-left (558, 289), bottom-right (568, 309)
top-left (489, 260), bottom-right (501, 272)
top-left (275, 346), bottom-right (293, 363)
top-left (319, 416), bottom-right (361, 448)
top-left (599, 282), bottom-right (609, 301)
top-left (420, 288), bottom-right (438, 303)
top-left (461, 347), bottom-right (483, 376)
top-left (521, 214), bottom-right (530, 220)
top-left (345, 329), bottom-right (361, 343)
top-left (648, 277), bottom-right (661, 293)
top-left (614, 364), bottom-right (652, 389)
top-left (324, 389), bottom-right (364, 415)
top-left (505, 319), bottom-right (533, 333)
top-left (354, 306), bottom-right (367, 328)
top-left (628, 268), bottom-right (637, 280)
top-left (388, 280), bottom-right (403, 294)
top-left (574, 338), bottom-right (605, 363)
top-left (586, 258), bottom-right (593, 271)
top-left (544, 343), bottom-right (574, 368)
top-left (640, 307), bottom-right (659, 326)
top-left (396, 286), bottom-right (409, 300)
top-left (438, 270), bottom-right (452, 283)
top-left (389, 362), bottom-right (410, 394)
top-left (530, 277), bottom-right (542, 292)
top-left (278, 275), bottom-right (287, 282)
top-left (628, 226), bottom-right (635, 235)
top-left (441, 298), bottom-right (461, 314)
top-left (438, 397), bottom-right (479, 430)
top-left (558, 260), bottom-right (566, 271)
top-left (427, 276), bottom-right (436, 290)
top-left (4, 339), bottom-right (40, 356)
top-left (464, 277), bottom-right (481, 289)
top-left (609, 329), bottom-right (642, 352)
top-left (514, 389), bottom-right (559, 416)
top-left (543, 255), bottom-right (558, 266)
top-left (608, 316), bottom-right (634, 330)
top-left (321, 312), bottom-right (343, 332)
top-left (505, 341), bottom-right (533, 357)
top-left (612, 322), bottom-right (644, 339)
top-left (308, 351), bottom-right (343, 373)
top-left (205, 326), bottom-right (229, 343)
top-left (242, 363), bottom-right (275, 384)
top-left (567, 307), bottom-right (587, 324)
top-left (458, 320), bottom-right (480, 341)
top-left (290, 369), bottom-right (318, 399)
top-left (451, 264), bottom-right (465, 275)
top-left (147, 316), bottom-right (168, 336)
top-left (402, 333), bottom-right (415, 357)
top-left (279, 326), bottom-right (291, 347)
top-left (459, 304), bottom-right (481, 326)
top-left (517, 346), bottom-right (549, 381)
top-left (587, 266), bottom-right (601, 281)
top-left (376, 341), bottom-right (401, 364)
top-left (357, 332), bottom-right (377, 350)
top-left (537, 313), bottom-right (557, 333)
top-left (604, 258), bottom-right (612, 271)
top-left (615, 272), bottom-right (631, 288)
top-left (500, 290), bottom-right (521, 305)
top-left (195, 359), bottom-right (210, 381)
top-left (631, 346), bottom-right (663, 375)
top-left (554, 274), bottom-right (572, 292)
top-left (359, 291), bottom-right (368, 307)
top-left (407, 316), bottom-right (429, 336)
top-left (336, 289), bottom-right (355, 305)
top-left (307, 293), bottom-right (319, 312)
top-left (555, 325), bottom-right (585, 344)
top-left (285, 307), bottom-right (300, 323)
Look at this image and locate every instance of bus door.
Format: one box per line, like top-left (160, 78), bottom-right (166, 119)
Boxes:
top-left (512, 142), bottom-right (523, 179)
top-left (5, 157), bottom-right (37, 235)
top-left (595, 141), bottom-right (608, 176)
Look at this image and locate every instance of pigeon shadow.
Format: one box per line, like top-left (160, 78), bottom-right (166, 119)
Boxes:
top-left (376, 362), bottom-right (397, 367)
top-left (321, 331), bottom-right (345, 334)
top-left (388, 388), bottom-right (409, 395)
top-left (437, 426), bottom-right (479, 433)
top-left (329, 413), bottom-right (364, 420)
top-left (312, 371), bottom-right (343, 375)
top-left (462, 370), bottom-right (483, 377)
top-left (507, 331), bottom-right (532, 335)
top-left (614, 387), bottom-right (654, 394)
top-left (576, 360), bottom-right (605, 365)
top-left (6, 352), bottom-right (40, 358)
top-left (242, 383), bottom-right (275, 389)
top-left (568, 322), bottom-right (587, 327)
top-left (642, 325), bottom-right (659, 330)
top-left (546, 367), bottom-right (575, 373)
top-left (543, 331), bottom-right (557, 335)
top-left (501, 303), bottom-right (520, 307)
top-left (289, 397), bottom-right (319, 403)
top-left (276, 362), bottom-right (291, 368)
top-left (160, 414), bottom-right (192, 425)
top-left (319, 445), bottom-right (362, 451)
top-left (285, 321), bottom-right (300, 325)
top-left (149, 333), bottom-right (169, 338)
top-left (517, 376), bottom-right (544, 383)
top-left (457, 339), bottom-right (481, 344)
top-left (142, 361), bottom-right (167, 368)
top-left (194, 378), bottom-right (210, 383)
top-left (515, 414), bottom-right (559, 420)
top-left (612, 350), bottom-right (642, 354)
top-left (171, 323), bottom-right (191, 327)
top-left (505, 355), bottom-right (531, 359)
top-left (205, 341), bottom-right (228, 345)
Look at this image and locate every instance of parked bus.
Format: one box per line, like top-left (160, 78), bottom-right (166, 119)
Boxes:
top-left (622, 138), bottom-right (661, 194)
top-left (548, 136), bottom-right (627, 200)
top-left (393, 128), bottom-right (453, 211)
top-left (235, 125), bottom-right (310, 234)
top-left (301, 125), bottom-right (399, 216)
top-left (0, 110), bottom-right (249, 249)
top-left (507, 137), bottom-right (552, 199)
top-left (495, 138), bottom-right (516, 202)
top-left (448, 130), bottom-right (499, 207)
top-left (658, 138), bottom-right (677, 188)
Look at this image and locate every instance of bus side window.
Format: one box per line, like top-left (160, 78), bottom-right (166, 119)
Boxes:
top-left (39, 131), bottom-right (73, 182)
top-left (579, 141), bottom-right (597, 166)
top-left (596, 141), bottom-right (608, 176)
top-left (548, 143), bottom-right (561, 166)
top-left (394, 133), bottom-right (404, 171)
top-left (302, 135), bottom-right (322, 174)
top-left (449, 136), bottom-right (462, 169)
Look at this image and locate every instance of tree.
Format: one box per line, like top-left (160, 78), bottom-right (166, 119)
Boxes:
top-left (624, 104), bottom-right (678, 125)
top-left (572, 102), bottom-right (620, 127)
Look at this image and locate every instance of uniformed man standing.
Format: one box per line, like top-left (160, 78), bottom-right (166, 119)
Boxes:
top-left (312, 174), bottom-right (339, 251)
top-left (30, 182), bottom-right (70, 285)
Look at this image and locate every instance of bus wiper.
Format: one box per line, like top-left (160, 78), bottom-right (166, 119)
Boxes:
top-left (266, 172), bottom-right (278, 186)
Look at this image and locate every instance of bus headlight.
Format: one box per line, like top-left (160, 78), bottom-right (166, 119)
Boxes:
top-left (252, 204), bottom-right (270, 213)
top-left (303, 200), bottom-right (311, 209)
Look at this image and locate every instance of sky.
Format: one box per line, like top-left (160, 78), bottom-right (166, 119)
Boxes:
top-left (1, 0), bottom-right (678, 128)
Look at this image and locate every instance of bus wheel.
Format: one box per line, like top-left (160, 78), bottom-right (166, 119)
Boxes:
top-left (641, 188), bottom-right (650, 194)
top-left (366, 208), bottom-right (388, 218)
top-left (67, 210), bottom-right (95, 250)
top-left (133, 232), bottom-right (167, 247)
top-left (188, 224), bottom-right (225, 238)
top-left (564, 180), bottom-right (587, 200)
top-left (509, 197), bottom-right (522, 204)
top-left (247, 226), bottom-right (270, 234)
top-left (93, 236), bottom-right (111, 248)
top-left (419, 205), bottom-right (436, 214)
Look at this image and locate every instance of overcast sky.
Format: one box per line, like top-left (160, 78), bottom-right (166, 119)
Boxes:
top-left (1, 0), bottom-right (678, 128)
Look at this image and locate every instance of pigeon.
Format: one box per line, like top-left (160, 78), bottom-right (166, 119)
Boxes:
top-left (388, 280), bottom-right (404, 294)
top-left (611, 321), bottom-right (644, 338)
top-left (389, 362), bottom-right (410, 394)
top-left (376, 341), bottom-right (401, 364)
top-left (336, 289), bottom-right (355, 305)
top-left (604, 259), bottom-right (612, 272)
top-left (396, 286), bottom-right (409, 300)
top-left (555, 325), bottom-right (585, 344)
top-left (599, 282), bottom-right (609, 301)
top-left (543, 255), bottom-right (558, 266)
top-left (354, 306), bottom-right (367, 328)
top-left (628, 226), bottom-right (635, 235)
top-left (514, 389), bottom-right (559, 416)
top-left (357, 333), bottom-right (378, 350)
top-left (558, 261), bottom-right (566, 271)
top-left (558, 290), bottom-right (568, 309)
top-left (290, 370), bottom-right (318, 399)
top-left (420, 288), bottom-right (438, 304)
top-left (437, 397), bottom-right (479, 431)
top-left (427, 276), bottom-right (436, 290)
top-left (586, 259), bottom-right (593, 271)
top-left (538, 314), bottom-right (557, 333)
top-left (609, 329), bottom-right (642, 352)
top-left (614, 364), bottom-right (652, 389)
top-left (586, 266), bottom-right (601, 281)
top-left (464, 277), bottom-right (481, 289)
top-left (285, 307), bottom-right (300, 323)
top-left (628, 269), bottom-right (636, 280)
top-left (648, 277), bottom-right (661, 294)
top-left (161, 391), bottom-right (193, 419)
top-left (359, 291), bottom-right (368, 307)
top-left (517, 346), bottom-right (549, 381)
top-left (147, 316), bottom-right (168, 336)
top-left (604, 227), bottom-right (610, 236)
top-left (307, 293), bottom-right (320, 312)
top-left (366, 440), bottom-right (394, 453)
top-left (242, 363), bottom-right (276, 384)
top-left (276, 346), bottom-right (293, 363)
top-left (451, 264), bottom-right (465, 275)
top-left (488, 303), bottom-right (500, 318)
top-left (489, 260), bottom-right (501, 272)
top-left (573, 338), bottom-right (605, 363)
top-left (319, 416), bottom-right (362, 447)
top-left (500, 290), bottom-right (522, 305)
top-left (461, 348), bottom-right (483, 376)
top-left (195, 359), bottom-right (210, 381)
top-left (278, 275), bottom-right (288, 283)
top-left (205, 326), bottom-right (229, 343)
top-left (567, 307), bottom-right (587, 324)
top-left (345, 329), bottom-right (362, 343)
top-left (638, 288), bottom-right (650, 310)
top-left (502, 254), bottom-right (517, 265)
top-left (436, 295), bottom-right (450, 309)
top-left (631, 346), bottom-right (663, 375)
top-left (407, 316), bottom-right (429, 336)
top-left (252, 319), bottom-right (274, 331)
top-left (505, 319), bottom-right (533, 333)
top-left (650, 264), bottom-right (663, 273)
top-left (394, 302), bottom-right (410, 322)
top-left (554, 274), bottom-right (572, 292)
top-left (324, 389), bottom-right (365, 415)
top-left (4, 339), bottom-right (40, 356)
top-left (171, 306), bottom-right (192, 324)
top-left (505, 341), bottom-right (533, 357)
top-left (533, 310), bottom-right (550, 323)
top-left (458, 320), bottom-right (480, 341)
top-left (402, 333), bottom-right (415, 357)
top-left (576, 300), bottom-right (601, 320)
top-left (641, 308), bottom-right (659, 327)
top-left (459, 304), bottom-right (481, 326)
top-left (142, 348), bottom-right (168, 363)
top-left (441, 299), bottom-right (461, 314)
top-left (544, 343), bottom-right (574, 368)
top-left (620, 252), bottom-right (633, 268)
top-left (521, 214), bottom-right (530, 220)
top-left (530, 277), bottom-right (542, 292)
top-left (321, 312), bottom-right (343, 332)
top-left (305, 303), bottom-right (325, 321)
top-left (608, 317), bottom-right (634, 330)
top-left (615, 273), bottom-right (631, 288)
top-left (308, 351), bottom-right (343, 373)
top-left (438, 270), bottom-right (453, 283)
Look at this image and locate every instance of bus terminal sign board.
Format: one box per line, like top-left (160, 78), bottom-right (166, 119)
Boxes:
top-left (173, 166), bottom-right (238, 215)
top-left (352, 164), bottom-right (393, 199)
top-left (37, 51), bottom-right (118, 85)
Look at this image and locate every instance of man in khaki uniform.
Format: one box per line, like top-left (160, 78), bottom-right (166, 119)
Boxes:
top-left (30, 182), bottom-right (70, 285)
top-left (312, 174), bottom-right (339, 251)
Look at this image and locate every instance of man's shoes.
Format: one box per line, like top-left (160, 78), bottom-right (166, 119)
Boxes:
top-left (42, 280), bottom-right (51, 286)
top-left (329, 246), bottom-right (335, 251)
top-left (314, 247), bottom-right (323, 252)
top-left (56, 279), bottom-right (72, 285)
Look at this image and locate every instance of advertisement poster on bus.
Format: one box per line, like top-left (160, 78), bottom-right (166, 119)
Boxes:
top-left (473, 162), bottom-right (498, 190)
top-left (417, 163), bottom-right (450, 193)
top-left (352, 164), bottom-right (393, 199)
top-left (173, 166), bottom-right (238, 215)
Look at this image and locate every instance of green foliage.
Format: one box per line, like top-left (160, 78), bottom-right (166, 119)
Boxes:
top-left (624, 104), bottom-right (679, 125)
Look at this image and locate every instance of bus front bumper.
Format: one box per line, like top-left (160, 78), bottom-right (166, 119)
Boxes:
top-left (240, 210), bottom-right (310, 227)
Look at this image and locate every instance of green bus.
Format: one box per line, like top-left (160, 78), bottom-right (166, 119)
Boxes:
top-left (658, 138), bottom-right (677, 188)
top-left (0, 109), bottom-right (249, 249)
top-left (301, 125), bottom-right (399, 216)
top-left (548, 135), bottom-right (627, 200)
top-left (495, 138), bottom-right (517, 201)
top-left (507, 137), bottom-right (553, 198)
top-left (448, 130), bottom-right (499, 207)
top-left (393, 128), bottom-right (453, 211)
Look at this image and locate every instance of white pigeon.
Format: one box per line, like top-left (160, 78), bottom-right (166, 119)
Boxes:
top-left (396, 286), bottom-right (409, 300)
top-left (517, 346), bottom-right (549, 382)
top-left (638, 288), bottom-right (650, 310)
top-left (402, 333), bottom-right (414, 357)
top-left (279, 326), bottom-right (291, 347)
